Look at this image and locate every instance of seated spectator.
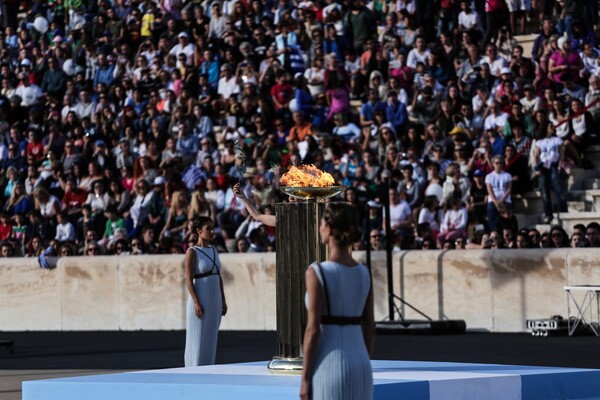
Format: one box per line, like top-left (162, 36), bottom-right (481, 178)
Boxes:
top-left (436, 197), bottom-right (468, 248)
top-left (549, 225), bottom-right (570, 248)
top-left (129, 179), bottom-right (155, 231)
top-left (383, 188), bottom-right (413, 238)
top-left (85, 180), bottom-right (113, 214)
top-left (55, 211), bottom-right (76, 243)
top-left (585, 223), bottom-right (600, 247)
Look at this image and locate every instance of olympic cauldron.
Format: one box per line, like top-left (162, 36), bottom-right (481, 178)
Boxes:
top-left (268, 165), bottom-right (346, 372)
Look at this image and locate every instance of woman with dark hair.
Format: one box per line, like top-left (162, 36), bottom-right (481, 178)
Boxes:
top-left (568, 98), bottom-right (594, 164)
top-left (184, 216), bottom-right (228, 367)
top-left (301, 203), bottom-right (374, 400)
top-left (549, 225), bottom-right (570, 248)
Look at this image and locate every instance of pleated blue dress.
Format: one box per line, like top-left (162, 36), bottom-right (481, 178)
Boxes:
top-left (307, 261), bottom-right (373, 400)
top-left (184, 246), bottom-right (222, 366)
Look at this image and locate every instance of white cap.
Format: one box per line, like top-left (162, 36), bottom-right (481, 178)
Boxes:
top-left (153, 176), bottom-right (166, 186)
top-left (500, 67), bottom-right (512, 75)
top-left (557, 36), bottom-right (567, 49)
top-left (178, 32), bottom-right (189, 39)
top-left (20, 58), bottom-right (31, 67)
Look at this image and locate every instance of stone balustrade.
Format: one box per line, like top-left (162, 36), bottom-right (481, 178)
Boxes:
top-left (2, 249), bottom-right (599, 332)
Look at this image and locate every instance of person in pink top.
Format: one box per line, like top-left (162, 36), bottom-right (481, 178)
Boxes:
top-left (326, 72), bottom-right (350, 121)
top-left (548, 36), bottom-right (583, 90)
top-left (483, 0), bottom-right (507, 47)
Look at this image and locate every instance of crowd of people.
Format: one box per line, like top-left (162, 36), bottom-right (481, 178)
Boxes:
top-left (0, 0), bottom-right (597, 260)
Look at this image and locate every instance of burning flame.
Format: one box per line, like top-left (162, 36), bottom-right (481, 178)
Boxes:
top-left (280, 165), bottom-right (335, 187)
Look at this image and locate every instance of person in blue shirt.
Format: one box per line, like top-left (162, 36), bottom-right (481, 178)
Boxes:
top-left (93, 53), bottom-right (116, 88)
top-left (385, 90), bottom-right (408, 134)
top-left (293, 74), bottom-right (314, 117)
top-left (200, 49), bottom-right (220, 89)
top-left (360, 88), bottom-right (385, 128)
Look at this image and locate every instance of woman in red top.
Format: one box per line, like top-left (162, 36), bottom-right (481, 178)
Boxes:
top-left (270, 72), bottom-right (293, 111)
top-left (0, 213), bottom-right (12, 240)
top-left (26, 130), bottom-right (44, 162)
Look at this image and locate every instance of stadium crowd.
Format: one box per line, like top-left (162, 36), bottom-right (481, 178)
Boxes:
top-left (0, 0), bottom-right (597, 260)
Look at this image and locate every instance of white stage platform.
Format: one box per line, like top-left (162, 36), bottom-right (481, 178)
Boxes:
top-left (23, 360), bottom-right (600, 400)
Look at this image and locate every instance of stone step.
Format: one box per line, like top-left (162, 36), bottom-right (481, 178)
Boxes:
top-left (515, 210), bottom-right (600, 235)
top-left (582, 145), bottom-right (600, 165)
top-left (553, 211), bottom-right (600, 235)
top-left (567, 201), bottom-right (588, 213)
top-left (583, 178), bottom-right (600, 190)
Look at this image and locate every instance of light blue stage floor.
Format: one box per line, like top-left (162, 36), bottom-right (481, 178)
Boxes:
top-left (22, 360), bottom-right (600, 400)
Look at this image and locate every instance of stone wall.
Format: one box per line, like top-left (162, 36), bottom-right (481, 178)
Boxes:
top-left (1, 249), bottom-right (599, 332)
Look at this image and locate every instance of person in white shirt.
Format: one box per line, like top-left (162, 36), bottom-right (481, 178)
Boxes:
top-left (406, 35), bottom-right (431, 69)
top-left (217, 64), bottom-right (240, 101)
top-left (585, 75), bottom-right (600, 124)
top-left (520, 84), bottom-right (541, 115)
top-left (383, 188), bottom-right (413, 238)
top-left (15, 72), bottom-right (42, 107)
top-left (208, 2), bottom-right (227, 41)
top-left (458, 0), bottom-right (482, 34)
top-left (485, 155), bottom-right (512, 232)
top-left (74, 90), bottom-right (97, 122)
top-left (483, 43), bottom-right (508, 78)
top-left (55, 211), bottom-right (76, 243)
top-left (304, 58), bottom-right (325, 98)
top-left (483, 101), bottom-right (509, 132)
top-left (169, 32), bottom-right (196, 64)
top-left (580, 43), bottom-right (600, 77)
top-left (394, 0), bottom-right (416, 14)
top-left (533, 123), bottom-right (567, 224)
top-left (436, 197), bottom-right (468, 248)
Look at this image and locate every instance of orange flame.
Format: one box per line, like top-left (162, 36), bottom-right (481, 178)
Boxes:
top-left (280, 165), bottom-right (335, 187)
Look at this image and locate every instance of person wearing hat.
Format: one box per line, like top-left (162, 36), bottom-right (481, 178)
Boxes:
top-left (15, 71), bottom-right (42, 107)
top-left (170, 31), bottom-right (196, 65)
top-left (548, 35), bottom-right (583, 90)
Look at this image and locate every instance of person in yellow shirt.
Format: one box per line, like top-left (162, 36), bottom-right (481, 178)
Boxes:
top-left (141, 6), bottom-right (156, 38)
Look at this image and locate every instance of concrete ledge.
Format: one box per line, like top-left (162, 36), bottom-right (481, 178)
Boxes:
top-left (2, 249), bottom-right (600, 332)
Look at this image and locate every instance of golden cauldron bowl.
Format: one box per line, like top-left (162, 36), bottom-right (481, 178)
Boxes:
top-left (279, 186), bottom-right (347, 201)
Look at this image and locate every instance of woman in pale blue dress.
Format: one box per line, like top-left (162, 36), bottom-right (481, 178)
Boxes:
top-left (301, 204), bottom-right (375, 400)
top-left (184, 217), bottom-right (227, 366)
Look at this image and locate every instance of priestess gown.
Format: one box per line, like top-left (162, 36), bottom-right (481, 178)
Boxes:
top-left (184, 246), bottom-right (222, 366)
top-left (306, 261), bottom-right (373, 400)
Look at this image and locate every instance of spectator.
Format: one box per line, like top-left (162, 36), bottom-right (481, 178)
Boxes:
top-left (55, 211), bottom-right (76, 243)
top-left (532, 122), bottom-right (567, 224)
top-left (585, 223), bottom-right (600, 247)
top-left (485, 155), bottom-right (512, 232)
